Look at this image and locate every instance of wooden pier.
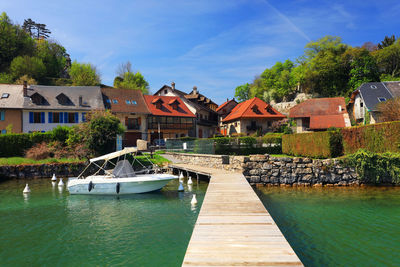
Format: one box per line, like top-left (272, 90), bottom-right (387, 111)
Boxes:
top-left (171, 164), bottom-right (303, 267)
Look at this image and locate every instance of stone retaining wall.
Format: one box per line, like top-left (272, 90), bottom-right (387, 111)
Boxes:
top-left (166, 152), bottom-right (364, 186)
top-left (0, 162), bottom-right (88, 180)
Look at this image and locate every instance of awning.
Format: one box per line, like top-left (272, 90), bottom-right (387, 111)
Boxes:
top-left (89, 147), bottom-right (137, 162)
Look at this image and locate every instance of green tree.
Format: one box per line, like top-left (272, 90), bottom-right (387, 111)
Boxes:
top-left (36, 40), bottom-right (68, 78)
top-left (67, 111), bottom-right (125, 156)
top-left (377, 35), bottom-right (396, 49)
top-left (373, 40), bottom-right (400, 77)
top-left (343, 47), bottom-right (380, 91)
top-left (0, 12), bottom-right (35, 72)
top-left (301, 36), bottom-right (349, 96)
top-left (114, 71), bottom-right (149, 94)
top-left (9, 55), bottom-right (46, 81)
top-left (234, 83), bottom-right (250, 102)
top-left (69, 61), bottom-right (101, 86)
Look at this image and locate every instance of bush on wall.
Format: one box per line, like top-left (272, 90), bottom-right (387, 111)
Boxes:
top-left (0, 132), bottom-right (53, 157)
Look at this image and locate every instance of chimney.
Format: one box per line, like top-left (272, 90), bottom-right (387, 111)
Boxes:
top-left (23, 81), bottom-right (28, 97)
top-left (193, 86), bottom-right (198, 94)
top-left (79, 96), bottom-right (83, 106)
top-left (171, 82), bottom-right (175, 90)
top-left (227, 98), bottom-right (229, 102)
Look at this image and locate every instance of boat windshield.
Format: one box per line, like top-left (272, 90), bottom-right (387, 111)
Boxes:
top-left (113, 160), bottom-right (136, 178)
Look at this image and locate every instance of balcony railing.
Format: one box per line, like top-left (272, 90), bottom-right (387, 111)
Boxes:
top-left (127, 124), bottom-right (140, 130)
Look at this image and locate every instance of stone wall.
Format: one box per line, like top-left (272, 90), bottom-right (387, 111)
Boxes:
top-left (166, 152), bottom-right (364, 186)
top-left (0, 162), bottom-right (88, 180)
top-left (243, 155), bottom-right (360, 186)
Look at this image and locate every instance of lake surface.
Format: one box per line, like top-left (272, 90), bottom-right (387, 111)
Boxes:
top-left (255, 186), bottom-right (400, 267)
top-left (0, 178), bottom-right (207, 267)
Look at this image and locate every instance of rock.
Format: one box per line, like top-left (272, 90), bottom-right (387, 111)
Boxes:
top-left (249, 155), bottom-right (269, 162)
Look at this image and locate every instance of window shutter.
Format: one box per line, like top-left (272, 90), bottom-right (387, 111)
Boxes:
top-left (64, 112), bottom-right (68, 123)
top-left (41, 112), bottom-right (45, 123)
top-left (48, 112), bottom-right (53, 123)
top-left (82, 112), bottom-right (86, 122)
top-left (125, 117), bottom-right (128, 126)
top-left (138, 117), bottom-right (141, 125)
top-left (74, 112), bottom-right (79, 123)
top-left (29, 112), bottom-right (34, 123)
top-left (60, 112), bottom-right (64, 123)
top-left (0, 111), bottom-right (4, 121)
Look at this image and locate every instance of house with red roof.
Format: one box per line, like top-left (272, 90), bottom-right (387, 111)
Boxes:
top-left (216, 98), bottom-right (238, 135)
top-left (289, 97), bottom-right (351, 133)
top-left (143, 95), bottom-right (196, 143)
top-left (221, 97), bottom-right (285, 136)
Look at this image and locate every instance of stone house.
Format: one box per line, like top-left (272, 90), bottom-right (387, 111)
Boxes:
top-left (348, 82), bottom-right (400, 124)
top-left (289, 97), bottom-right (351, 133)
top-left (143, 95), bottom-right (196, 143)
top-left (221, 97), bottom-right (285, 136)
top-left (153, 82), bottom-right (218, 138)
top-left (101, 87), bottom-right (150, 147)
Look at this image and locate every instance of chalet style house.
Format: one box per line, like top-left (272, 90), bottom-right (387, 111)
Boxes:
top-left (348, 82), bottom-right (400, 124)
top-left (154, 83), bottom-right (218, 138)
top-left (289, 97), bottom-right (351, 133)
top-left (143, 95), bottom-right (196, 143)
top-left (101, 87), bottom-right (150, 147)
top-left (221, 97), bottom-right (285, 136)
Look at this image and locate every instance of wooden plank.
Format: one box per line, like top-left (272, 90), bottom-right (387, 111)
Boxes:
top-left (175, 163), bottom-right (303, 267)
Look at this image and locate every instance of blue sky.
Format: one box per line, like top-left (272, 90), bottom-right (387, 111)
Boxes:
top-left (1, 0), bottom-right (400, 104)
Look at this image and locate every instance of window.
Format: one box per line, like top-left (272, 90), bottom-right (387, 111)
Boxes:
top-left (164, 90), bottom-right (167, 94)
top-left (113, 99), bottom-right (118, 104)
top-left (29, 112), bottom-right (45, 123)
top-left (370, 85), bottom-right (377, 89)
top-left (126, 100), bottom-right (131, 104)
top-left (48, 112), bottom-right (62, 123)
top-left (131, 100), bottom-right (137, 105)
top-left (1, 93), bottom-right (9, 99)
top-left (106, 99), bottom-right (111, 104)
top-left (360, 102), bottom-right (363, 107)
top-left (378, 97), bottom-right (386, 102)
top-left (82, 112), bottom-right (87, 122)
top-left (0, 110), bottom-right (4, 121)
top-left (67, 112), bottom-right (78, 123)
top-left (1, 129), bottom-right (6, 134)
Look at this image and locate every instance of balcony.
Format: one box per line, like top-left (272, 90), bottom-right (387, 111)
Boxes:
top-left (246, 125), bottom-right (263, 131)
top-left (197, 118), bottom-right (218, 126)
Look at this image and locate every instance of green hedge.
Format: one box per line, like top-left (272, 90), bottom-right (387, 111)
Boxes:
top-left (282, 131), bottom-right (343, 158)
top-left (342, 149), bottom-right (400, 184)
top-left (341, 121), bottom-right (400, 154)
top-left (212, 135), bottom-right (282, 155)
top-left (0, 126), bottom-right (71, 157)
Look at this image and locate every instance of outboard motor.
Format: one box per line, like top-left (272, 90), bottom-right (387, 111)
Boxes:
top-left (88, 181), bottom-right (94, 192)
top-left (116, 183), bottom-right (120, 194)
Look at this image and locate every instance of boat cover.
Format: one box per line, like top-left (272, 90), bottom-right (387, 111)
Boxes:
top-left (89, 147), bottom-right (137, 162)
top-left (113, 160), bottom-right (136, 178)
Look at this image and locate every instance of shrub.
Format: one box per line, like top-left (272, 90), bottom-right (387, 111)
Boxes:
top-left (25, 142), bottom-right (52, 160)
top-left (342, 149), bottom-right (400, 184)
top-left (282, 130), bottom-right (343, 158)
top-left (0, 132), bottom-right (53, 157)
top-left (341, 121), bottom-right (400, 154)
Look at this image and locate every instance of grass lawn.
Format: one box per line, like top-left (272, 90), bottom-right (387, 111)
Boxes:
top-left (0, 157), bottom-right (84, 166)
top-left (134, 152), bottom-right (170, 168)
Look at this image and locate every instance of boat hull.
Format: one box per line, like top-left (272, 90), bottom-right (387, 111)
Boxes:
top-left (67, 174), bottom-right (177, 195)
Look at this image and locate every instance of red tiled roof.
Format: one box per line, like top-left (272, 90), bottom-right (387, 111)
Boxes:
top-left (144, 95), bottom-right (196, 117)
top-left (216, 99), bottom-right (238, 112)
top-left (222, 97), bottom-right (285, 122)
top-left (289, 97), bottom-right (347, 118)
top-left (310, 115), bottom-right (345, 129)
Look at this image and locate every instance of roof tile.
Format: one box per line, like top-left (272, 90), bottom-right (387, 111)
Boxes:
top-left (144, 95), bottom-right (196, 117)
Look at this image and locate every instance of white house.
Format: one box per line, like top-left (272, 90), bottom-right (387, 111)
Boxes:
top-left (22, 85), bottom-right (104, 133)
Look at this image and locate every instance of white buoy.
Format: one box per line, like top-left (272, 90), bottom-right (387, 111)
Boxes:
top-left (23, 184), bottom-right (30, 193)
top-left (178, 181), bottom-right (184, 192)
top-left (58, 178), bottom-right (64, 187)
top-left (191, 194), bottom-right (197, 205)
top-left (179, 172), bottom-right (184, 181)
top-left (188, 176), bottom-right (193, 185)
top-left (51, 173), bottom-right (57, 182)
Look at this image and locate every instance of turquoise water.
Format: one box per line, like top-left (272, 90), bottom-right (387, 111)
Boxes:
top-left (0, 178), bottom-right (207, 266)
top-left (255, 186), bottom-right (400, 267)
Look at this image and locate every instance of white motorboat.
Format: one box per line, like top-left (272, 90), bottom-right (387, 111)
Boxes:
top-left (67, 147), bottom-right (177, 195)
